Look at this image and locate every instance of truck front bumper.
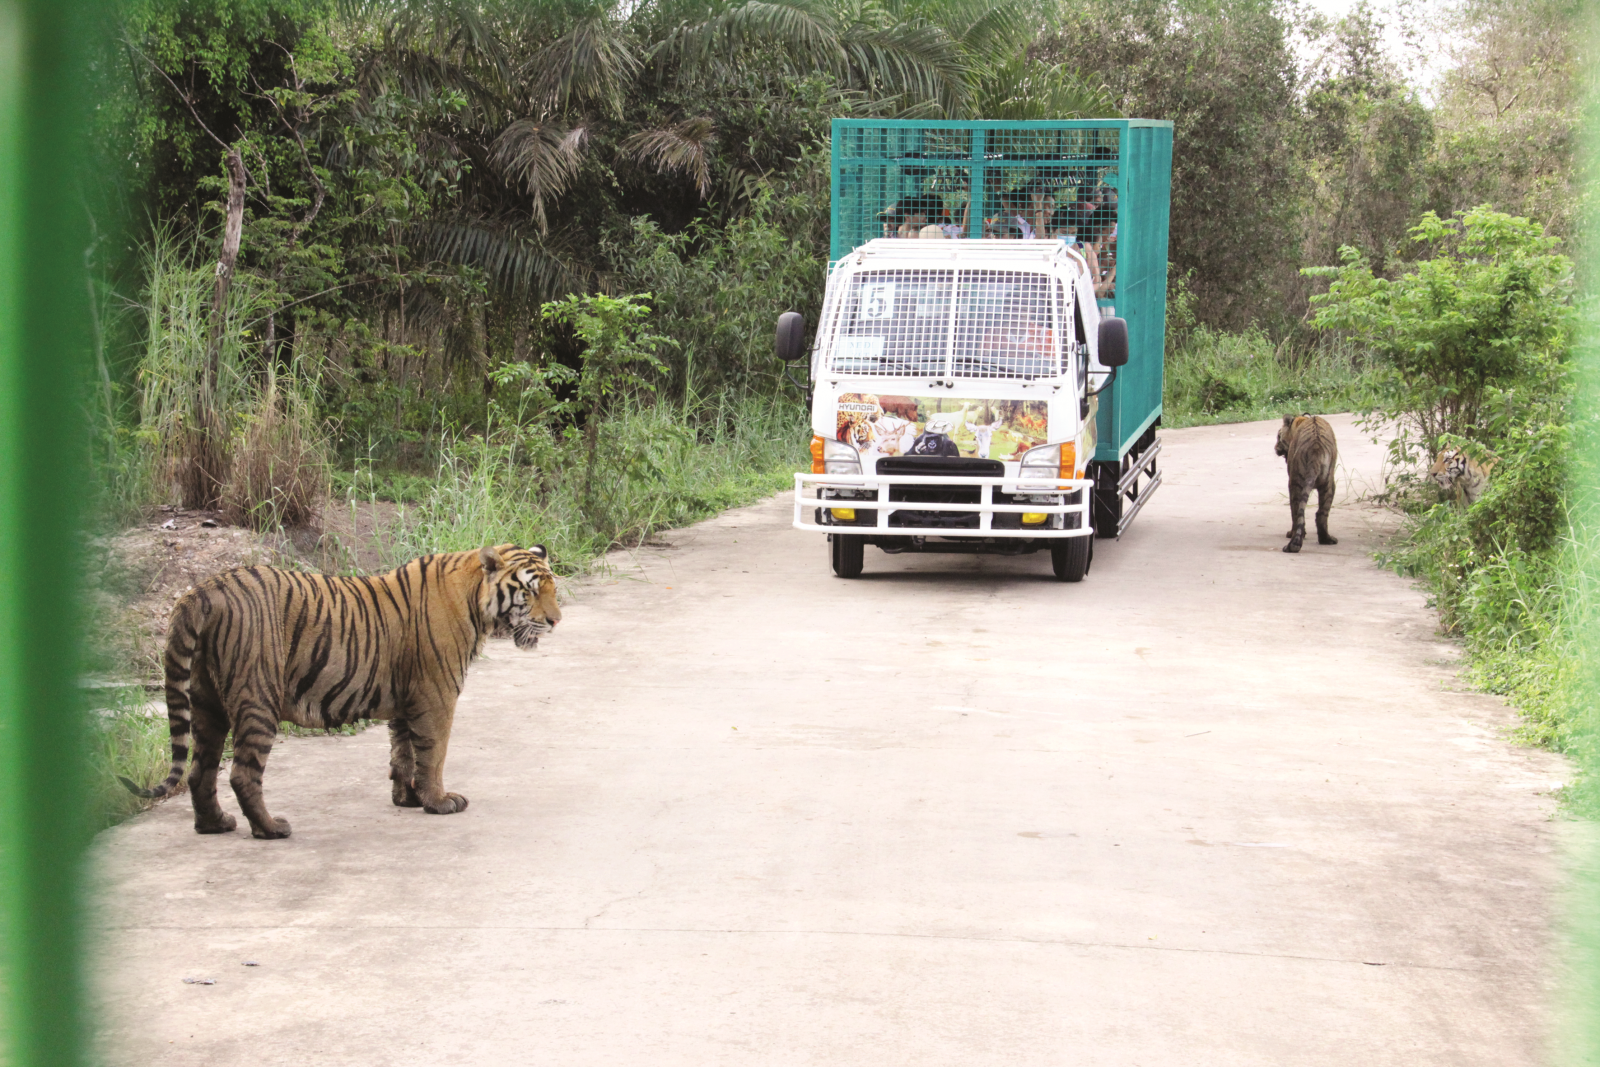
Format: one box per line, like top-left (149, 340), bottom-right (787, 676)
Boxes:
top-left (793, 472), bottom-right (1095, 539)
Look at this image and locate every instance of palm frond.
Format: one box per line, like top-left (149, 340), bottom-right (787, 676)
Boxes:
top-left (415, 217), bottom-right (589, 301)
top-left (348, 0), bottom-right (513, 86)
top-left (623, 117), bottom-right (717, 198)
top-left (836, 21), bottom-right (969, 115)
top-left (972, 59), bottom-right (1120, 121)
top-left (488, 121), bottom-right (590, 231)
top-left (521, 14), bottom-right (642, 118)
top-left (648, 0), bottom-right (839, 78)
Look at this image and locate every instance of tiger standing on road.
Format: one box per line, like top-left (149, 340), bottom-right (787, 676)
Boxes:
top-left (119, 545), bottom-right (560, 839)
top-left (1275, 415), bottom-right (1339, 554)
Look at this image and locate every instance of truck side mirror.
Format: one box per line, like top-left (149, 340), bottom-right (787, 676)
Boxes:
top-left (776, 312), bottom-right (807, 362)
top-left (1098, 316), bottom-right (1129, 368)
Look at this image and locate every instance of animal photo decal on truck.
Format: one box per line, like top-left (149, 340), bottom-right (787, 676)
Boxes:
top-left (835, 393), bottom-right (1049, 464)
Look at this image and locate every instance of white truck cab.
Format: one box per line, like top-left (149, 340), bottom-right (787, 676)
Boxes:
top-left (785, 238), bottom-right (1129, 581)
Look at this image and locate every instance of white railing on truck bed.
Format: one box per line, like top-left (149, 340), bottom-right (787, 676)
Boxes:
top-left (793, 472), bottom-right (1094, 539)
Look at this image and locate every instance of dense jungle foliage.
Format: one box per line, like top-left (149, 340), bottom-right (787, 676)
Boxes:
top-left (79, 0), bottom-right (1588, 768)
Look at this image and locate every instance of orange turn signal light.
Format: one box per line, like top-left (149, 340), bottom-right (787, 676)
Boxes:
top-left (810, 435), bottom-right (826, 474)
top-left (1060, 442), bottom-right (1077, 479)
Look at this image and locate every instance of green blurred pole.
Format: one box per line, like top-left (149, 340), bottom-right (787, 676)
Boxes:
top-left (0, 0), bottom-right (93, 1064)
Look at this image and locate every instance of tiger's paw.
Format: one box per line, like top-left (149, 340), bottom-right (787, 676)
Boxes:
top-left (424, 793), bottom-right (469, 815)
top-left (194, 813), bottom-right (237, 834)
top-left (1318, 533), bottom-right (1338, 545)
top-left (391, 778), bottom-right (423, 808)
top-left (250, 818), bottom-right (292, 839)
top-left (1283, 540), bottom-right (1302, 554)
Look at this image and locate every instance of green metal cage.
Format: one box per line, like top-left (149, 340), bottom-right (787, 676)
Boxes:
top-left (830, 118), bottom-right (1173, 463)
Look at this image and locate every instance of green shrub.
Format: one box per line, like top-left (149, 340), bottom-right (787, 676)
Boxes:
top-left (1163, 323), bottom-right (1372, 426)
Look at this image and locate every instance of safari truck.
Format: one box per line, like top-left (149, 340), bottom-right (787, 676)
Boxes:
top-left (780, 119), bottom-right (1173, 580)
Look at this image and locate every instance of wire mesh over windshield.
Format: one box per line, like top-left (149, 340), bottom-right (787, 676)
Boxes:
top-left (951, 271), bottom-right (1058, 379)
top-left (825, 268), bottom-right (1066, 380)
top-left (826, 269), bottom-right (954, 377)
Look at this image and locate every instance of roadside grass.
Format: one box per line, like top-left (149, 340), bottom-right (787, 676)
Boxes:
top-left (380, 393), bottom-right (810, 573)
top-left (1163, 325), bottom-right (1374, 428)
top-left (1377, 482), bottom-right (1596, 814)
top-left (87, 686), bottom-right (172, 831)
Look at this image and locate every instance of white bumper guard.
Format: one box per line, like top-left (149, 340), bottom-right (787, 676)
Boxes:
top-left (793, 472), bottom-right (1095, 539)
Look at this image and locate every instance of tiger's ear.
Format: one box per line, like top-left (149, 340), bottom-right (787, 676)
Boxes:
top-left (1282, 415), bottom-right (1295, 428)
top-left (528, 544), bottom-right (548, 559)
top-left (480, 546), bottom-right (505, 575)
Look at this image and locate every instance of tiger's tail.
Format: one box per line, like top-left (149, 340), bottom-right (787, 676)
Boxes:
top-left (117, 593), bottom-right (201, 800)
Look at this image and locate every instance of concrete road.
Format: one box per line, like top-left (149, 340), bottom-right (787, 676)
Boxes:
top-left (91, 415), bottom-right (1571, 1066)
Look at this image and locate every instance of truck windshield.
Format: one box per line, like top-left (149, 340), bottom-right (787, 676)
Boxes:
top-left (824, 268), bottom-right (1063, 379)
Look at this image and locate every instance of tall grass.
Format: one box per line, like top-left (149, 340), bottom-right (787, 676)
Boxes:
top-left (85, 686), bottom-right (172, 831)
top-left (1163, 324), bottom-right (1374, 427)
top-left (112, 227), bottom-right (331, 527)
top-left (382, 394), bottom-right (810, 571)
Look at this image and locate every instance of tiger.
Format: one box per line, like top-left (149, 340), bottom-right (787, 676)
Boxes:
top-left (118, 544), bottom-right (560, 839)
top-left (1428, 448), bottom-right (1497, 506)
top-left (837, 408), bottom-right (879, 451)
top-left (1275, 414), bottom-right (1338, 553)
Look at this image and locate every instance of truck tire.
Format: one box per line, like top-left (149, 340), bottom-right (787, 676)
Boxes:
top-left (831, 534), bottom-right (865, 578)
top-left (1051, 536), bottom-right (1090, 582)
top-left (1092, 460), bottom-right (1122, 538)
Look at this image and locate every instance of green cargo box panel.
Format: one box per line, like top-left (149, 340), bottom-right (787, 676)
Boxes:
top-left (831, 119), bottom-right (1172, 463)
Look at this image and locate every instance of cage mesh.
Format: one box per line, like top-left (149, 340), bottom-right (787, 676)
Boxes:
top-left (825, 269), bottom-right (1067, 380)
top-left (833, 124), bottom-right (1120, 299)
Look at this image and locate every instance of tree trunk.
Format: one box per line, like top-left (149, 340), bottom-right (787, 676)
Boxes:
top-left (207, 148), bottom-right (247, 395)
top-left (185, 147), bottom-right (247, 510)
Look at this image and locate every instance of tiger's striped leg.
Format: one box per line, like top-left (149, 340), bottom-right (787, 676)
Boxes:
top-left (227, 705), bottom-right (291, 839)
top-left (389, 716), bottom-right (422, 807)
top-left (1284, 477), bottom-right (1309, 553)
top-left (187, 697), bottom-right (236, 834)
top-left (1315, 473), bottom-right (1338, 545)
top-left (408, 701), bottom-right (468, 815)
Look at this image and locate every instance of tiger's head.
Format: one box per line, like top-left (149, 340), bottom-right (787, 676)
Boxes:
top-left (1427, 449), bottom-right (1467, 491)
top-left (478, 544), bottom-right (561, 649)
top-left (1274, 414), bottom-right (1299, 457)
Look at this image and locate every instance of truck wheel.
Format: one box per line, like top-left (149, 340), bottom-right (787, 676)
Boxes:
top-left (1051, 536), bottom-right (1090, 582)
top-left (831, 534), bottom-right (865, 578)
top-left (1092, 460), bottom-right (1122, 539)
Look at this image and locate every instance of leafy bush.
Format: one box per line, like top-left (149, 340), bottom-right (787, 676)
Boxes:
top-left (611, 191), bottom-right (824, 403)
top-left (1323, 207), bottom-right (1583, 771)
top-left (1306, 206), bottom-right (1575, 463)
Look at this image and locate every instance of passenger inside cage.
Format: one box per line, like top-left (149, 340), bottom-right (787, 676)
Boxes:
top-left (991, 179), bottom-right (1056, 240)
top-left (1083, 199), bottom-right (1117, 297)
top-left (879, 196), bottom-right (948, 239)
top-left (1052, 182), bottom-right (1115, 295)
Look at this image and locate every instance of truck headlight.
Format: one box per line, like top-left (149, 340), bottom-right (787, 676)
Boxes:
top-left (1019, 443), bottom-right (1062, 485)
top-left (823, 438), bottom-right (862, 475)
top-left (1019, 442), bottom-right (1077, 484)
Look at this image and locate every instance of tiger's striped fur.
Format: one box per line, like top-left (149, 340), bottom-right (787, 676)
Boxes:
top-left (119, 544), bottom-right (560, 839)
top-left (1275, 415), bottom-right (1338, 554)
top-left (1428, 448), bottom-right (1497, 506)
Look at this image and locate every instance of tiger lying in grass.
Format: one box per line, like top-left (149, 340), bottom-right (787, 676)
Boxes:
top-left (1428, 448), bottom-right (1497, 506)
top-left (119, 544), bottom-right (560, 839)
